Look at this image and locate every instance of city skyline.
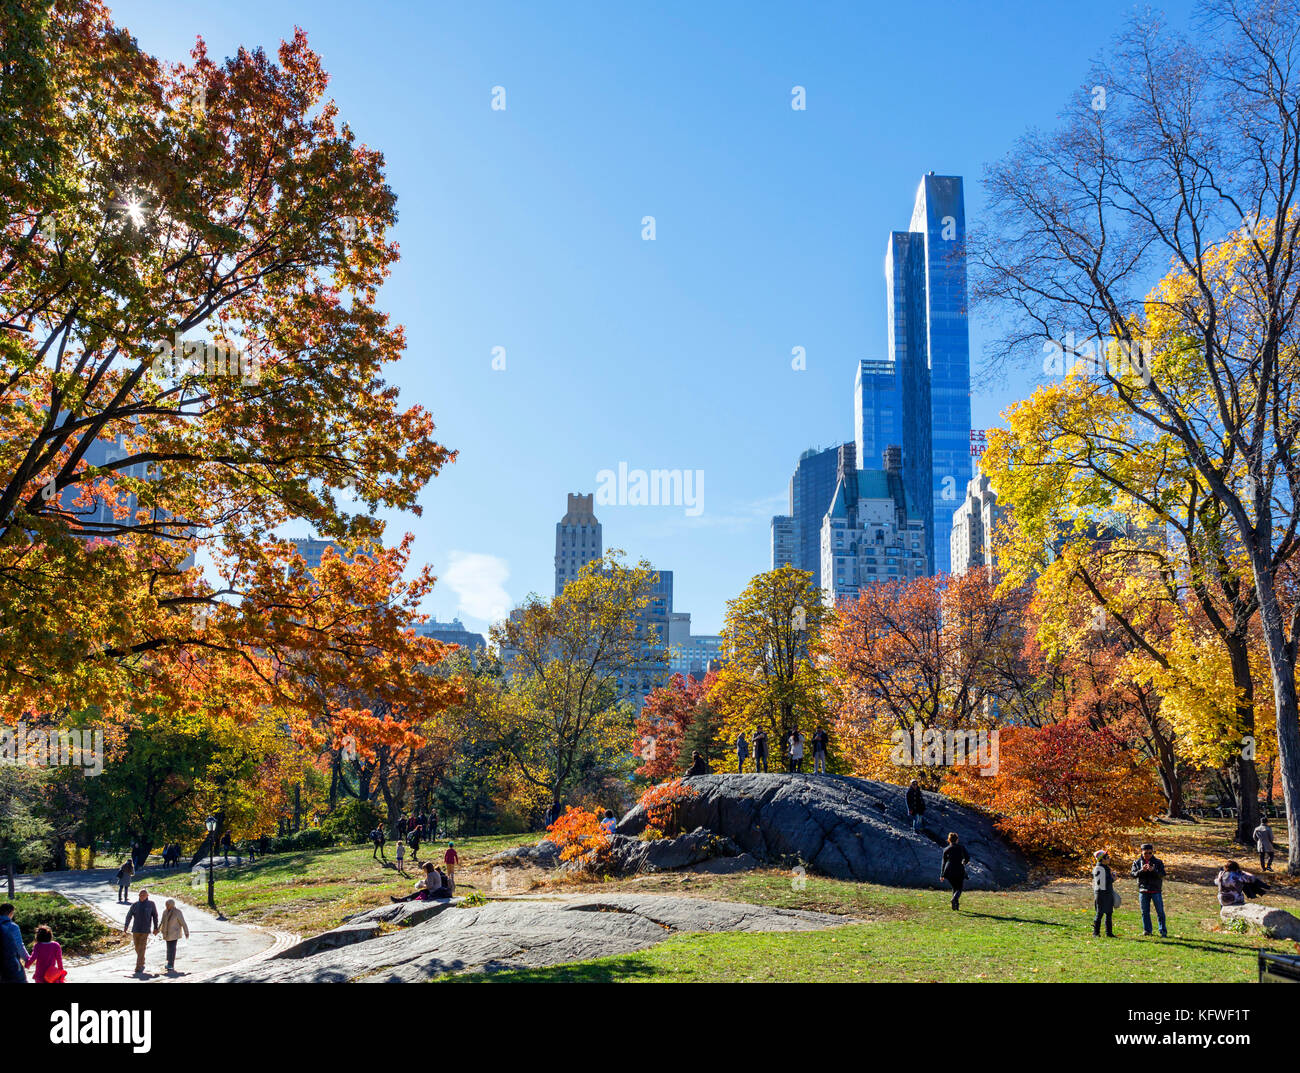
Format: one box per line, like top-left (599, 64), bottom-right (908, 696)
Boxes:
top-left (103, 0), bottom-right (1201, 636)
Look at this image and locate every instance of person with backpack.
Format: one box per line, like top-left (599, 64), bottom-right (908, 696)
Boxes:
top-left (811, 727), bottom-right (829, 774)
top-left (157, 899), bottom-right (189, 974)
top-left (0, 904), bottom-right (29, 983)
top-left (1130, 843), bottom-right (1168, 937)
top-left (736, 733), bottom-right (749, 774)
top-left (116, 859), bottom-right (135, 903)
top-left (906, 779), bottom-right (926, 833)
top-left (941, 832), bottom-right (971, 911)
top-left (1092, 850), bottom-right (1116, 937)
top-left (123, 889), bottom-right (159, 976)
top-left (752, 728), bottom-right (769, 773)
top-left (1253, 819), bottom-right (1276, 872)
top-left (24, 924), bottom-right (64, 983)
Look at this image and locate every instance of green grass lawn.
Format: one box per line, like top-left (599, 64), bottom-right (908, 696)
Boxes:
top-left (142, 833), bottom-right (526, 935)
top-left (444, 871), bottom-right (1297, 983)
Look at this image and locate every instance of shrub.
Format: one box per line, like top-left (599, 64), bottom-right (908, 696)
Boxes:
top-left (638, 826), bottom-right (665, 842)
top-left (9, 892), bottom-right (109, 955)
top-left (321, 798), bottom-right (386, 844)
top-left (267, 828), bottom-right (337, 853)
top-left (460, 890), bottom-right (487, 907)
top-left (545, 806), bottom-right (611, 867)
top-left (636, 778), bottom-right (699, 835)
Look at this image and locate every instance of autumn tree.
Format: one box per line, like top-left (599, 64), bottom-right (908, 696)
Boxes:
top-left (634, 671), bottom-right (716, 780)
top-left (709, 566), bottom-right (830, 753)
top-left (824, 571), bottom-right (1024, 784)
top-left (489, 553), bottom-right (655, 815)
top-left (976, 0), bottom-right (1300, 868)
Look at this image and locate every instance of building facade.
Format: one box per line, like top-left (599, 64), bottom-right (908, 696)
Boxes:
top-left (771, 442), bottom-right (854, 590)
top-left (771, 514), bottom-right (797, 571)
top-left (855, 359), bottom-right (904, 472)
top-left (950, 467), bottom-right (1003, 577)
top-left (883, 174), bottom-right (973, 575)
top-left (820, 445), bottom-right (928, 607)
top-left (413, 617), bottom-right (487, 664)
top-left (554, 492), bottom-right (603, 595)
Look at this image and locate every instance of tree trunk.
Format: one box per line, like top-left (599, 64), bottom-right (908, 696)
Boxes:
top-left (1227, 638), bottom-right (1260, 843)
top-left (6, 861), bottom-right (14, 900)
top-left (1253, 565), bottom-right (1300, 874)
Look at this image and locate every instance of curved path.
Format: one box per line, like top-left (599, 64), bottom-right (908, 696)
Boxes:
top-left (12, 866), bottom-right (298, 983)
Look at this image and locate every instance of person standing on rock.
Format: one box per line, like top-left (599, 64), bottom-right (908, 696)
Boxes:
top-left (906, 780), bottom-right (926, 833)
top-left (787, 730), bottom-right (804, 773)
top-left (444, 842), bottom-right (460, 883)
top-left (940, 833), bottom-right (970, 911)
top-left (157, 898), bottom-right (189, 974)
top-left (1130, 843), bottom-right (1168, 938)
top-left (1253, 819), bottom-right (1276, 872)
top-left (0, 903), bottom-right (29, 983)
top-left (736, 733), bottom-right (749, 773)
top-left (752, 728), bottom-right (769, 773)
top-left (811, 727), bottom-right (829, 774)
top-left (123, 889), bottom-right (159, 976)
top-left (1091, 850), bottom-right (1116, 938)
top-left (395, 838), bottom-right (407, 877)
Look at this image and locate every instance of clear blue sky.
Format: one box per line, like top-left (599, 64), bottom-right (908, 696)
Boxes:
top-left (110, 0), bottom-right (1198, 635)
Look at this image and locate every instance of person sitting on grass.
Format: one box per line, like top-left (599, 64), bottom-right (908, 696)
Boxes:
top-left (391, 863), bottom-right (452, 903)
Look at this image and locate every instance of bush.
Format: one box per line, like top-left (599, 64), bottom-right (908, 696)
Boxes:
top-left (8, 892), bottom-right (110, 955)
top-left (638, 826), bottom-right (665, 842)
top-left (321, 798), bottom-right (386, 844)
top-left (267, 828), bottom-right (337, 853)
top-left (460, 890), bottom-right (487, 908)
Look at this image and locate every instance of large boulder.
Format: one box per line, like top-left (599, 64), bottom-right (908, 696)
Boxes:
top-left (617, 773), bottom-right (1027, 889)
top-left (1221, 902), bottom-right (1300, 940)
top-left (600, 827), bottom-right (745, 875)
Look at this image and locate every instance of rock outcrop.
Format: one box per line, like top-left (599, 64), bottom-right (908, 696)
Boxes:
top-left (616, 773), bottom-right (1027, 889)
top-left (1220, 902), bottom-right (1300, 940)
top-left (210, 893), bottom-right (848, 982)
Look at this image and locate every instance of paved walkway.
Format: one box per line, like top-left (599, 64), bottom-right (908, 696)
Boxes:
top-left (13, 866), bottom-right (298, 983)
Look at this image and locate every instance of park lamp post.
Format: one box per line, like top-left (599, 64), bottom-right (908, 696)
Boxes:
top-left (205, 815), bottom-right (217, 909)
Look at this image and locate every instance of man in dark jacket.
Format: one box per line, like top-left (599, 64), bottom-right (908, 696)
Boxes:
top-left (124, 889), bottom-right (160, 975)
top-left (685, 751), bottom-right (711, 777)
top-left (752, 729), bottom-right (769, 773)
top-left (906, 779), bottom-right (926, 833)
top-left (1130, 843), bottom-right (1167, 937)
top-left (1092, 850), bottom-right (1116, 937)
top-left (0, 903), bottom-right (29, 983)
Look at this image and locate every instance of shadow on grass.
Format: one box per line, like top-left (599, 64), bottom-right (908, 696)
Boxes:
top-left (961, 911), bottom-right (1069, 928)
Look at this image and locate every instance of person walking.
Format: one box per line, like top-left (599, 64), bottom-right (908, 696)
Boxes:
top-left (116, 859), bottom-right (135, 903)
top-left (220, 831), bottom-right (232, 865)
top-left (0, 904), bottom-right (29, 983)
top-left (408, 824), bottom-right (423, 863)
top-left (1091, 850), bottom-right (1116, 937)
top-left (906, 779), bottom-right (926, 833)
top-left (941, 833), bottom-right (971, 911)
top-left (787, 730), bottom-right (804, 774)
top-left (752, 728), bottom-right (769, 773)
top-left (811, 726), bottom-right (829, 775)
top-left (1130, 843), bottom-right (1168, 938)
top-left (157, 899), bottom-right (189, 974)
top-left (394, 838), bottom-right (407, 877)
top-left (736, 733), bottom-right (749, 774)
top-left (444, 842), bottom-right (460, 883)
top-left (1253, 819), bottom-right (1276, 872)
top-left (123, 889), bottom-right (159, 976)
top-left (24, 925), bottom-right (65, 983)
top-left (371, 826), bottom-right (387, 861)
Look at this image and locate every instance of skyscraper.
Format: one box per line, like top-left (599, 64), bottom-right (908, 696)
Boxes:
top-left (554, 492), bottom-right (603, 595)
top-left (883, 173), bottom-right (973, 575)
top-left (854, 359), bottom-right (903, 472)
top-left (773, 443), bottom-right (853, 591)
top-left (950, 466), bottom-right (1004, 578)
top-left (771, 514), bottom-right (797, 571)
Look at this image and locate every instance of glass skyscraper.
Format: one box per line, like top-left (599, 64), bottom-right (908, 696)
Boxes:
top-left (881, 174), bottom-right (972, 575)
top-left (854, 359), bottom-right (903, 472)
top-left (770, 443), bottom-right (852, 591)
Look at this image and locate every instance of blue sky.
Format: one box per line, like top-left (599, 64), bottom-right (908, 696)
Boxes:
top-left (110, 0), bottom-right (1198, 635)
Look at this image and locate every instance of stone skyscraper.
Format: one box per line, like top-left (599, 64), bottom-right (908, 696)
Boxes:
top-left (554, 492), bottom-right (603, 595)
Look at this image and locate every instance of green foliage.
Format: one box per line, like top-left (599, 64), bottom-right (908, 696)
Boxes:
top-left (0, 768), bottom-right (54, 883)
top-left (460, 890), bottom-right (487, 908)
top-left (321, 798), bottom-right (385, 844)
top-left (8, 892), bottom-right (109, 955)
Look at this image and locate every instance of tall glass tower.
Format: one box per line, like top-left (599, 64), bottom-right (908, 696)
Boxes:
top-left (884, 174), bottom-right (972, 575)
top-left (854, 359), bottom-right (903, 472)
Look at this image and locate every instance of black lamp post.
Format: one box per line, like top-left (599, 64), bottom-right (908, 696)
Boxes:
top-left (205, 815), bottom-right (217, 909)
